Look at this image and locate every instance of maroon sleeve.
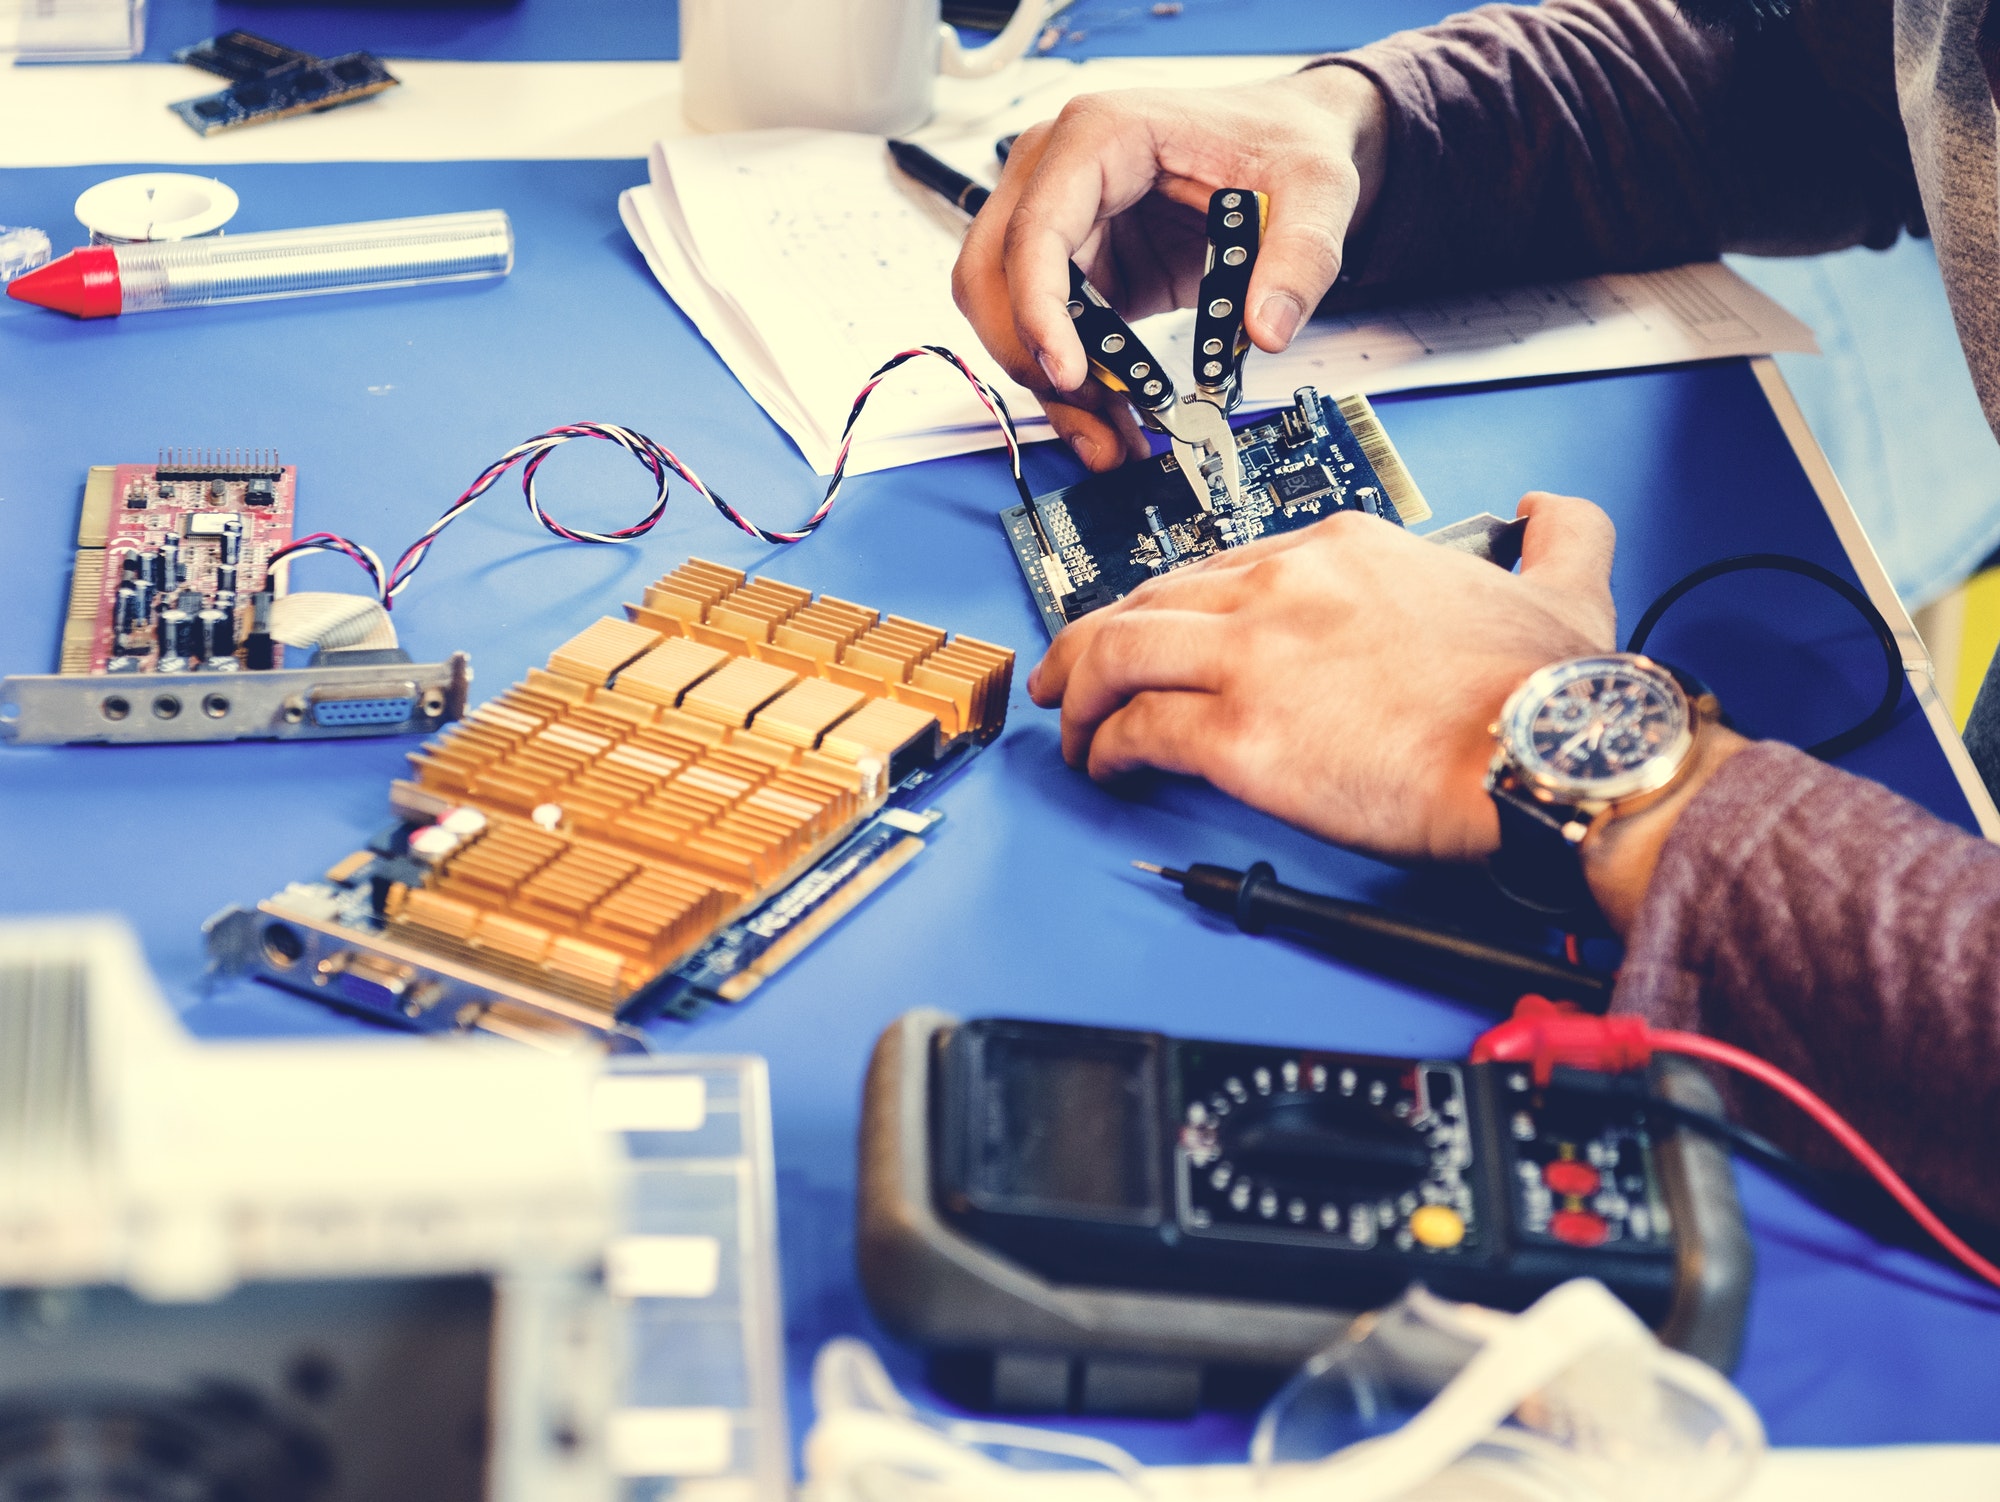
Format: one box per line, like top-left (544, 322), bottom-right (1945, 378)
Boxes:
top-left (1615, 740), bottom-right (2000, 1225)
top-left (1317, 0), bottom-right (1921, 294)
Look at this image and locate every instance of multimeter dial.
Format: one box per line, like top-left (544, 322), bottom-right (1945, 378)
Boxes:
top-left (1173, 1046), bottom-right (1478, 1256)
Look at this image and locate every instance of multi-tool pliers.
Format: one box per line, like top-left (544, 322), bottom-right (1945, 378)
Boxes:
top-left (1062, 186), bottom-right (1268, 513)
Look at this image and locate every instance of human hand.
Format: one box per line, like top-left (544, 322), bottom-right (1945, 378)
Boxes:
top-left (951, 65), bottom-right (1387, 471)
top-left (1026, 493), bottom-right (1618, 864)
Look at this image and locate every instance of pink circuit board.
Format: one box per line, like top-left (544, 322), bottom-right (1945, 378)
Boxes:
top-left (61, 456), bottom-right (296, 675)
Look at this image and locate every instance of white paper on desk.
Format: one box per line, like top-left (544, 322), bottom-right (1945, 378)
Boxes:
top-left (618, 59), bottom-right (1816, 474)
top-left (1195, 263), bottom-right (1821, 406)
top-left (618, 54), bottom-right (1300, 474)
top-left (641, 128), bottom-right (1053, 474)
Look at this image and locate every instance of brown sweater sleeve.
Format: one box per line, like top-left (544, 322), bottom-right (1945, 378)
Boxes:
top-left (1319, 0), bottom-right (1922, 293)
top-left (1615, 740), bottom-right (2000, 1225)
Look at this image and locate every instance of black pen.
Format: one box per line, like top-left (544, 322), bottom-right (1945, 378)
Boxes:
top-left (887, 139), bottom-right (991, 216)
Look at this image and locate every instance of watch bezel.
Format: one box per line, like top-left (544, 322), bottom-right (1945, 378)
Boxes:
top-left (1496, 653), bottom-right (1695, 807)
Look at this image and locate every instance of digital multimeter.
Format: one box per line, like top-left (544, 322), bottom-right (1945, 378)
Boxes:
top-left (858, 1011), bottom-right (1752, 1416)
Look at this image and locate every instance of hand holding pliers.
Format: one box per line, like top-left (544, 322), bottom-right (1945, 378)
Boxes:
top-left (1062, 187), bottom-right (1269, 512)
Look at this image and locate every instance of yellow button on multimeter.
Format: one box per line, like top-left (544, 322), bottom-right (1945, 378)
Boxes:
top-left (1409, 1204), bottom-right (1467, 1249)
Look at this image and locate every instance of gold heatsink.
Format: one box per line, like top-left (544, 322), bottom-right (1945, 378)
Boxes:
top-left (379, 560), bottom-right (1014, 1015)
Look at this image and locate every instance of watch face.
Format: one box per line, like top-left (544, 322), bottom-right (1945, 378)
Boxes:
top-left (1502, 655), bottom-right (1693, 803)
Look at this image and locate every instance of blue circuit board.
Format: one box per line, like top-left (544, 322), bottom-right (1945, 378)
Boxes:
top-left (1002, 388), bottom-right (1428, 638)
top-left (170, 53), bottom-right (398, 136)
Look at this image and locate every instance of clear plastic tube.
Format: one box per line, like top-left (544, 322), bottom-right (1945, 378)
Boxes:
top-left (112, 210), bottom-right (514, 312)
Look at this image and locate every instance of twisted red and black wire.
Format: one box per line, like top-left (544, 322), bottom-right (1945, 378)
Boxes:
top-left (270, 347), bottom-right (1032, 608)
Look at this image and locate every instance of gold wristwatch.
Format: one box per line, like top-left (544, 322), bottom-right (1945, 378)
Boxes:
top-left (1484, 653), bottom-right (1721, 918)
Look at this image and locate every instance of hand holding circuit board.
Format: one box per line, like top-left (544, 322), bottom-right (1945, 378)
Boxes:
top-left (983, 180), bottom-right (1444, 633)
top-left (1024, 490), bottom-right (1620, 866)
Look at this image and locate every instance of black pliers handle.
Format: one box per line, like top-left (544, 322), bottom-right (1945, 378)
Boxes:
top-left (1191, 188), bottom-right (1268, 413)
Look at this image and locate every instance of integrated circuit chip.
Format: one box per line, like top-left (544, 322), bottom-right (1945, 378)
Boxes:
top-left (1270, 464), bottom-right (1337, 507)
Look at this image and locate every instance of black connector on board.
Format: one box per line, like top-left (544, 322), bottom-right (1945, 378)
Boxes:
top-left (173, 29), bottom-right (318, 81)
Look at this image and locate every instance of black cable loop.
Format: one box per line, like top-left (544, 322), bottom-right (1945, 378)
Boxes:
top-left (1625, 553), bottom-right (1905, 760)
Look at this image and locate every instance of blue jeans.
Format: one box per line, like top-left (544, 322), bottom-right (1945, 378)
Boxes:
top-left (1731, 240), bottom-right (2000, 801)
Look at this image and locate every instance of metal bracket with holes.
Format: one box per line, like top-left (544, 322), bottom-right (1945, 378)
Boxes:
top-left (203, 899), bottom-right (610, 1045)
top-left (0, 653), bottom-right (470, 745)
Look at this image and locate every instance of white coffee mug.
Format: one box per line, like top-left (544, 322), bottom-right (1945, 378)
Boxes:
top-left (680, 0), bottom-right (1051, 135)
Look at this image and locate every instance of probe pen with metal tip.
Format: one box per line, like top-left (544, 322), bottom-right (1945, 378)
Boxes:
top-left (1134, 859), bottom-right (1615, 1012)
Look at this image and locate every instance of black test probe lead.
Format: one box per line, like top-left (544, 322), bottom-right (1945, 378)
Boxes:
top-left (1133, 859), bottom-right (1615, 1012)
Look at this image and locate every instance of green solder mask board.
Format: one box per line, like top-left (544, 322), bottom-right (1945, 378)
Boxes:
top-left (1002, 388), bottom-right (1430, 639)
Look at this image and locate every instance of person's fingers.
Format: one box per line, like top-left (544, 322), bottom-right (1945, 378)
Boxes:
top-left (1515, 492), bottom-right (1614, 586)
top-left (1515, 491), bottom-right (1618, 643)
top-left (1242, 158), bottom-right (1358, 351)
top-left (957, 164), bottom-right (1153, 468)
top-left (1043, 387), bottom-right (1153, 469)
top-left (1030, 601), bottom-right (1114, 706)
top-left (954, 175), bottom-right (1052, 396)
top-left (1031, 519), bottom-right (1349, 705)
top-left (1056, 609), bottom-right (1236, 766)
top-left (1084, 689), bottom-right (1225, 781)
top-left (1002, 99), bottom-right (1167, 390)
top-left (1029, 584), bottom-right (1200, 713)
top-left (1151, 171), bottom-right (1223, 213)
top-left (1029, 555), bottom-right (1222, 706)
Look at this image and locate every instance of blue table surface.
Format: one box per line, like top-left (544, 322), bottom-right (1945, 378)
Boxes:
top-left (4, 155), bottom-right (1997, 1461)
top-left (127, 0), bottom-right (1454, 64)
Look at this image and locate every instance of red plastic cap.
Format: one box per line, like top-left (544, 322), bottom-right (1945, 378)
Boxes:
top-left (6, 247), bottom-right (123, 318)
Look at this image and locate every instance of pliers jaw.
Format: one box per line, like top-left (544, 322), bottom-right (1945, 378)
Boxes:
top-left (1154, 398), bottom-right (1245, 514)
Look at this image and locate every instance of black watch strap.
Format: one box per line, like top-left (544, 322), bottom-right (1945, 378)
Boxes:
top-left (1487, 785), bottom-right (1598, 919)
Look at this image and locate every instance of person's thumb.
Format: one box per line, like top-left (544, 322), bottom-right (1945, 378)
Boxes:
top-left (1516, 491), bottom-right (1618, 646)
top-left (1243, 163), bottom-right (1355, 351)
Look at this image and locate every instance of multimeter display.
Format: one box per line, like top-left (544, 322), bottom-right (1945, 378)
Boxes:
top-left (934, 1019), bottom-right (1681, 1322)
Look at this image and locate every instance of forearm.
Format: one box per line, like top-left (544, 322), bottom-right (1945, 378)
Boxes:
top-left (1607, 740), bottom-right (2000, 1224)
top-left (1313, 0), bottom-right (1919, 293)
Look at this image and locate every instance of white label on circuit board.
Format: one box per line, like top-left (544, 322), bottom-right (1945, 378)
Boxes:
top-left (607, 1234), bottom-right (722, 1298)
top-left (593, 1075), bottom-right (707, 1132)
top-left (608, 1407), bottom-right (734, 1476)
top-left (1040, 552), bottom-right (1073, 600)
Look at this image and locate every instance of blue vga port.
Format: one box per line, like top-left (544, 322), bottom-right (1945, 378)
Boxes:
top-left (309, 690), bottom-right (417, 728)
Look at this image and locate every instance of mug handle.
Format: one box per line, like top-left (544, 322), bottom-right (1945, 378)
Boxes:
top-left (939, 0), bottom-right (1053, 79)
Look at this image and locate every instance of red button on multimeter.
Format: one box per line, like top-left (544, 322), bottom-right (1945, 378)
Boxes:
top-left (1543, 1160), bottom-right (1601, 1198)
top-left (1550, 1209), bottom-right (1610, 1246)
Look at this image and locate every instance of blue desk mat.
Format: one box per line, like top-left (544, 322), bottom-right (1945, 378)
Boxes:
top-left (3, 157), bottom-right (1996, 1458)
top-left (132, 0), bottom-right (1454, 64)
